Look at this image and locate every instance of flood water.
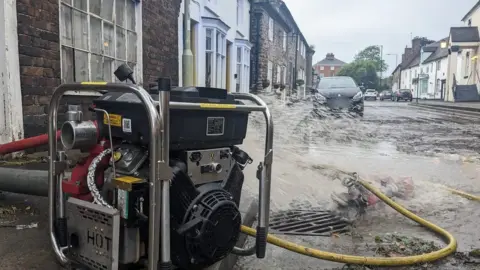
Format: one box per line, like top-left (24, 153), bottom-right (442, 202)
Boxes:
top-left (237, 93), bottom-right (480, 270)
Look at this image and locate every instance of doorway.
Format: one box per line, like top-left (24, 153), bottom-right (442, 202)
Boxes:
top-left (191, 20), bottom-right (197, 85)
top-left (267, 61), bottom-right (273, 92)
top-left (226, 41), bottom-right (232, 92)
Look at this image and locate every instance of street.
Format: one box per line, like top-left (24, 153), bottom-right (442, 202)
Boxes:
top-left (237, 96), bottom-right (480, 270)
top-left (1, 97), bottom-right (480, 269)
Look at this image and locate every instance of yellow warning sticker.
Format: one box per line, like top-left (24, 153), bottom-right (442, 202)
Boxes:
top-left (115, 176), bottom-right (143, 184)
top-left (103, 114), bottom-right (122, 127)
top-left (81, 81), bottom-right (108, 85)
top-left (199, 103), bottom-right (236, 109)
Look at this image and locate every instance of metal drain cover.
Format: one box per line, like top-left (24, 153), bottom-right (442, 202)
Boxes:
top-left (268, 209), bottom-right (350, 236)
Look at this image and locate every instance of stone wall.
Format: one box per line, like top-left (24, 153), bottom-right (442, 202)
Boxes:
top-left (250, 8), bottom-right (296, 91)
top-left (16, 0), bottom-right (181, 141)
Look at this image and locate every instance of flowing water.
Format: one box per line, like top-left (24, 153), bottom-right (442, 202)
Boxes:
top-left (237, 93), bottom-right (480, 269)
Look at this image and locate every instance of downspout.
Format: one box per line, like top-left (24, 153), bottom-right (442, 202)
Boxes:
top-left (253, 11), bottom-right (262, 92)
top-left (182, 0), bottom-right (194, 86)
top-left (293, 33), bottom-right (298, 90)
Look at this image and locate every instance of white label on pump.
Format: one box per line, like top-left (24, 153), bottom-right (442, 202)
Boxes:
top-left (123, 118), bottom-right (132, 133)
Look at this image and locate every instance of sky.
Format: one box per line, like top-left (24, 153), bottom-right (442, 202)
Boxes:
top-left (283, 0), bottom-right (479, 75)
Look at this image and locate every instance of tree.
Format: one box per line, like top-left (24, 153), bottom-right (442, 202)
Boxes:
top-left (354, 45), bottom-right (388, 72)
top-left (337, 60), bottom-right (379, 90)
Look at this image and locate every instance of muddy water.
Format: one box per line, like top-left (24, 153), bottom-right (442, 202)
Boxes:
top-left (237, 94), bottom-right (480, 269)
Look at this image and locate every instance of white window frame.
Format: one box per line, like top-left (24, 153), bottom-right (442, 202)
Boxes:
top-left (59, 0), bottom-right (142, 96)
top-left (203, 18), bottom-right (230, 89)
top-left (268, 17), bottom-right (273, 41)
top-left (320, 66), bottom-right (324, 71)
top-left (235, 39), bottom-right (251, 93)
top-left (236, 0), bottom-right (243, 26)
top-left (282, 30), bottom-right (287, 51)
top-left (330, 66), bottom-right (335, 71)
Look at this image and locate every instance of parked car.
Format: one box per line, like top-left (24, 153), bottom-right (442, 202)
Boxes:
top-left (364, 89), bottom-right (378, 100)
top-left (379, 90), bottom-right (393, 101)
top-left (392, 89), bottom-right (413, 102)
top-left (312, 76), bottom-right (364, 116)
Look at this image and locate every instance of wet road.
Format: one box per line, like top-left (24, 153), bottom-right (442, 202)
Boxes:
top-left (1, 97), bottom-right (480, 269)
top-left (237, 97), bottom-right (480, 270)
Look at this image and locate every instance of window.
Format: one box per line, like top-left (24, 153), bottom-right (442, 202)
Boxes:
top-left (320, 66), bottom-right (324, 71)
top-left (282, 31), bottom-right (287, 51)
top-left (268, 17), bottom-right (273, 41)
top-left (330, 66), bottom-right (334, 71)
top-left (236, 0), bottom-right (243, 26)
top-left (276, 65), bottom-right (281, 83)
top-left (59, 0), bottom-right (140, 84)
top-left (468, 19), bottom-right (472, 27)
top-left (203, 17), bottom-right (229, 88)
top-left (205, 29), bottom-right (214, 87)
top-left (426, 66), bottom-right (429, 73)
top-left (281, 65), bottom-right (286, 84)
top-left (216, 31), bottom-right (226, 87)
top-left (465, 51), bottom-right (471, 77)
top-left (437, 60), bottom-right (441, 71)
top-left (235, 39), bottom-right (251, 93)
top-left (236, 47), bottom-right (242, 92)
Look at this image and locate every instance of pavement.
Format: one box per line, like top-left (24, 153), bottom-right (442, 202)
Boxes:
top-left (409, 99), bottom-right (480, 112)
top-left (1, 98), bottom-right (480, 269)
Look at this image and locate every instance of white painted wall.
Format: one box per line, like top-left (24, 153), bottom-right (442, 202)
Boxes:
top-left (400, 66), bottom-right (418, 91)
top-left (178, 0), bottom-right (252, 92)
top-left (0, 0), bottom-right (24, 145)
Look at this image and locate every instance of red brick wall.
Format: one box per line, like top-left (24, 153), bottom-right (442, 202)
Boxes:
top-left (16, 0), bottom-right (181, 139)
top-left (315, 65), bottom-right (343, 77)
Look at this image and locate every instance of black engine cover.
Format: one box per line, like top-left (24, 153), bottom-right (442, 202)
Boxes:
top-left (169, 162), bottom-right (243, 269)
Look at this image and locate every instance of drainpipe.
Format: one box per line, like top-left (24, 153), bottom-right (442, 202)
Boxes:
top-left (293, 33), bottom-right (298, 90)
top-left (252, 11), bottom-right (262, 92)
top-left (182, 0), bottom-right (194, 86)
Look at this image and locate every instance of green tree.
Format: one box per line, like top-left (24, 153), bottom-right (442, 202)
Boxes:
top-left (354, 45), bottom-right (388, 72)
top-left (337, 60), bottom-right (379, 90)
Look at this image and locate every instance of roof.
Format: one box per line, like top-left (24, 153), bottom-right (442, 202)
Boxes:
top-left (280, 2), bottom-right (310, 47)
top-left (423, 38), bottom-right (449, 64)
top-left (405, 54), bottom-right (420, 68)
top-left (314, 56), bottom-right (346, 67)
top-left (461, 0), bottom-right (480, 21)
top-left (450, 27), bottom-right (480, 43)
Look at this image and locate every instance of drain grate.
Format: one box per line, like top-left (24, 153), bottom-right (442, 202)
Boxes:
top-left (268, 209), bottom-right (351, 236)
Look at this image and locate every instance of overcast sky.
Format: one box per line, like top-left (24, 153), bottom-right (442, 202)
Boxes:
top-left (283, 0), bottom-right (478, 75)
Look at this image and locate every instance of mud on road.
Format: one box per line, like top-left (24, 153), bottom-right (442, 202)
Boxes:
top-left (1, 95), bottom-right (480, 269)
top-left (238, 95), bottom-right (480, 270)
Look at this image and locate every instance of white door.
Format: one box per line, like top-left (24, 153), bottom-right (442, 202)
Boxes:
top-left (267, 61), bottom-right (273, 92)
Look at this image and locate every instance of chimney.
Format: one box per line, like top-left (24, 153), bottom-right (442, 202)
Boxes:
top-left (402, 48), bottom-right (413, 64)
top-left (412, 37), bottom-right (423, 53)
top-left (326, 53), bottom-right (335, 60)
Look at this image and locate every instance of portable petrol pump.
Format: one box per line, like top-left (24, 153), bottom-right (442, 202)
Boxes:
top-left (47, 64), bottom-right (273, 270)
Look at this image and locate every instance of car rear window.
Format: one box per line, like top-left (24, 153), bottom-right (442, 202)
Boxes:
top-left (400, 90), bottom-right (411, 93)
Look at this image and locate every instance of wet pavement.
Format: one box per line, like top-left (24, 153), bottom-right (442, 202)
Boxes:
top-left (1, 96), bottom-right (480, 269)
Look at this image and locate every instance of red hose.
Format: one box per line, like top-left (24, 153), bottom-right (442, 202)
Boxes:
top-left (0, 130), bottom-right (61, 155)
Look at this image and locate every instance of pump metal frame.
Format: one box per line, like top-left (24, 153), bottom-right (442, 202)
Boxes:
top-left (48, 83), bottom-right (273, 269)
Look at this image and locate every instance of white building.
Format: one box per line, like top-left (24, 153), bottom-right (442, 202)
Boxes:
top-left (418, 39), bottom-right (449, 100)
top-left (400, 39), bottom-right (449, 99)
top-left (178, 0), bottom-right (252, 93)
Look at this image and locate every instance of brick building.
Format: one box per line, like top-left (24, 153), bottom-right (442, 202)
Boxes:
top-left (0, 0), bottom-right (181, 144)
top-left (313, 53), bottom-right (346, 78)
top-left (250, 0), bottom-right (314, 97)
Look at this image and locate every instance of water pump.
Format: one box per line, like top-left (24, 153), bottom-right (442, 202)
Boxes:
top-left (47, 64), bottom-right (273, 270)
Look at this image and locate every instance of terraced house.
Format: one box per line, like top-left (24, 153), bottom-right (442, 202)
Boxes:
top-left (0, 0), bottom-right (182, 145)
top-left (249, 0), bottom-right (314, 97)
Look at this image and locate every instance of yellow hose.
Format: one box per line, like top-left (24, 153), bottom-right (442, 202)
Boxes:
top-left (240, 179), bottom-right (459, 266)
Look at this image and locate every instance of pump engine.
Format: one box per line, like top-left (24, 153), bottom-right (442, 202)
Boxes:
top-left (48, 66), bottom-right (273, 270)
